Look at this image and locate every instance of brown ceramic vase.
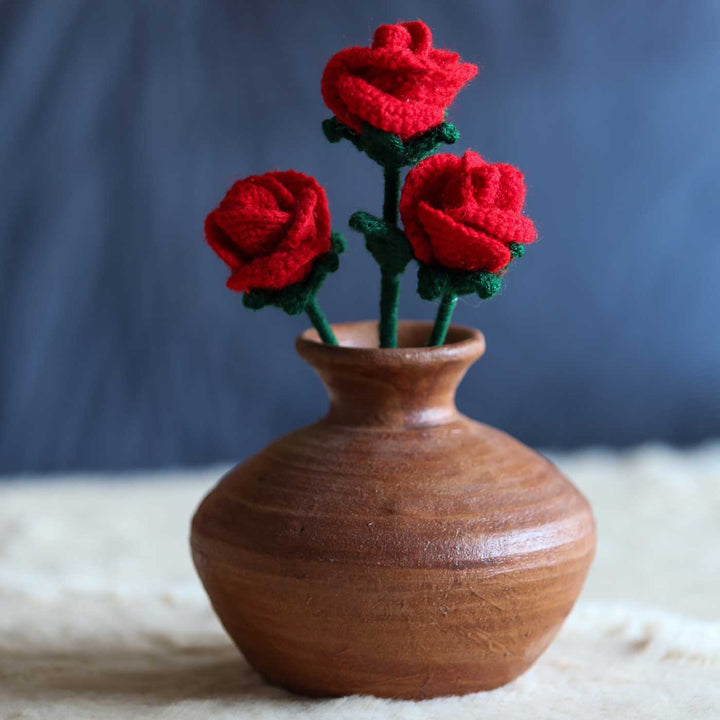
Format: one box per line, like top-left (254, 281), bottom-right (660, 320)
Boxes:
top-left (191, 321), bottom-right (596, 699)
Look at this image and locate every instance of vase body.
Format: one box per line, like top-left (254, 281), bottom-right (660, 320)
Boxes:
top-left (191, 321), bottom-right (596, 699)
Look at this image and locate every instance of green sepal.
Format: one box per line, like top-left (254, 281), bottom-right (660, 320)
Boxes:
top-left (509, 242), bottom-right (525, 259)
top-left (242, 232), bottom-right (346, 315)
top-left (322, 118), bottom-right (459, 169)
top-left (417, 264), bottom-right (503, 302)
top-left (348, 211), bottom-right (413, 275)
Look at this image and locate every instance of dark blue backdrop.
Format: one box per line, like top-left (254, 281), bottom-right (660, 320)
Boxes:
top-left (1, 0), bottom-right (719, 473)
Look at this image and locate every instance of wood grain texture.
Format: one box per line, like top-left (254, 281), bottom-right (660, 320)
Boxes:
top-left (191, 321), bottom-right (596, 699)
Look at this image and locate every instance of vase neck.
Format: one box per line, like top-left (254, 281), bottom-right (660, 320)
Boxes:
top-left (296, 321), bottom-right (485, 429)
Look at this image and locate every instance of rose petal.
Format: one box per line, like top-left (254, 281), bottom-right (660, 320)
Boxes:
top-left (205, 212), bottom-right (243, 271)
top-left (372, 23), bottom-right (412, 50)
top-left (492, 163), bottom-right (527, 212)
top-left (400, 153), bottom-right (461, 263)
top-left (463, 206), bottom-right (537, 246)
top-left (402, 21), bottom-right (433, 54)
top-left (245, 173), bottom-right (297, 212)
top-left (211, 180), bottom-right (292, 257)
top-left (337, 73), bottom-right (445, 138)
top-left (417, 202), bottom-right (512, 273)
top-left (226, 250), bottom-right (317, 292)
top-left (270, 172), bottom-right (331, 254)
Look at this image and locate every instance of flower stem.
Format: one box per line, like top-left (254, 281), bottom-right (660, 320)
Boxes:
top-left (383, 165), bottom-right (401, 225)
top-left (379, 270), bottom-right (400, 349)
top-left (379, 165), bottom-right (402, 348)
top-left (428, 292), bottom-right (458, 346)
top-left (305, 297), bottom-right (338, 345)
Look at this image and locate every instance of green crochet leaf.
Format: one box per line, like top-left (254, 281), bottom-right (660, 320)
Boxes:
top-left (322, 118), bottom-right (459, 169)
top-left (417, 264), bottom-right (503, 302)
top-left (348, 211), bottom-right (413, 275)
top-left (416, 242), bottom-right (530, 301)
top-left (242, 233), bottom-right (346, 315)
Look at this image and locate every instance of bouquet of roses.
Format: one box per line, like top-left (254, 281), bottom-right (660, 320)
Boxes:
top-left (205, 20), bottom-right (536, 348)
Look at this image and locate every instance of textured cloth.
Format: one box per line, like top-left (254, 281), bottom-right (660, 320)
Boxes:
top-left (1, 444), bottom-right (719, 718)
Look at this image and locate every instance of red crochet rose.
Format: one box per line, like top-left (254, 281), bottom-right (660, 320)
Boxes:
top-left (400, 151), bottom-right (536, 273)
top-left (205, 171), bottom-right (331, 292)
top-left (321, 21), bottom-right (477, 141)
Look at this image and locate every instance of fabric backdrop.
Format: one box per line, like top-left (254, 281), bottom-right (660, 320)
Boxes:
top-left (1, 0), bottom-right (719, 473)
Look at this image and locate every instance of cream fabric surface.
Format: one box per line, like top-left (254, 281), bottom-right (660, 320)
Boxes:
top-left (1, 444), bottom-right (719, 718)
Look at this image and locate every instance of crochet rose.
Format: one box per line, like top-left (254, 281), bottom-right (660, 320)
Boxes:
top-left (205, 171), bottom-right (331, 292)
top-left (321, 21), bottom-right (477, 141)
top-left (400, 151), bottom-right (536, 273)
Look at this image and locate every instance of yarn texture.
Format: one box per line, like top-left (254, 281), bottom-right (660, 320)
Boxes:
top-left (243, 233), bottom-right (345, 316)
top-left (400, 151), bottom-right (536, 274)
top-left (349, 212), bottom-right (413, 275)
top-left (417, 264), bottom-right (502, 302)
top-left (427, 293), bottom-right (458, 346)
top-left (321, 21), bottom-right (477, 141)
top-left (205, 170), bottom-right (332, 292)
top-left (322, 117), bottom-right (459, 169)
top-left (203, 20), bottom-right (539, 348)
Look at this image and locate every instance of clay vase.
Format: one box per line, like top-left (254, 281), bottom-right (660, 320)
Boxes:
top-left (191, 321), bottom-right (596, 699)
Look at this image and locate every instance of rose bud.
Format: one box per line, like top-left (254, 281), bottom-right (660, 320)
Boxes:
top-left (205, 170), bottom-right (332, 292)
top-left (400, 151), bottom-right (536, 274)
top-left (322, 21), bottom-right (477, 140)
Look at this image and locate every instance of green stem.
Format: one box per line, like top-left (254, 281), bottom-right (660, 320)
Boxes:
top-left (428, 293), bottom-right (458, 347)
top-left (305, 297), bottom-right (337, 345)
top-left (379, 165), bottom-right (402, 348)
top-left (383, 165), bottom-right (401, 225)
top-left (379, 270), bottom-right (400, 349)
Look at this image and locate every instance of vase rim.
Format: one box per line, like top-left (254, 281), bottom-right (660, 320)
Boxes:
top-left (296, 320), bottom-right (485, 367)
